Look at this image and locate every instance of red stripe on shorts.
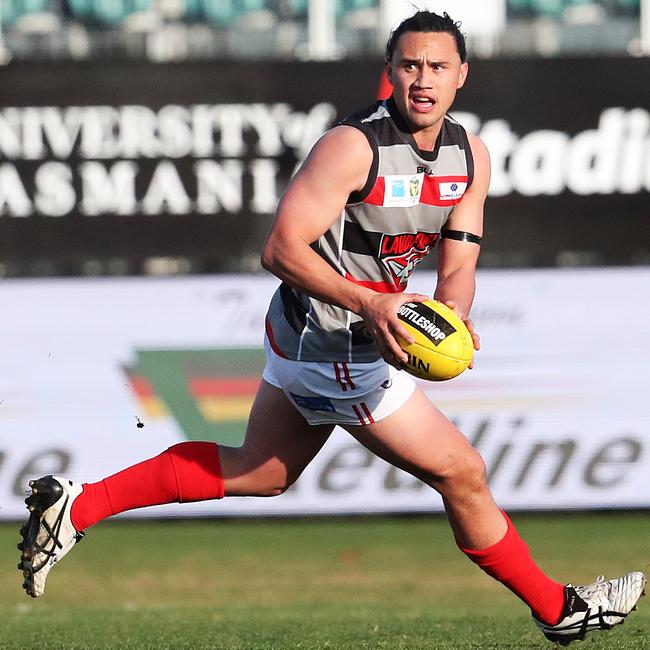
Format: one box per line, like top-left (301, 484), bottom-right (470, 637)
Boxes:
top-left (351, 404), bottom-right (367, 425)
top-left (341, 362), bottom-right (356, 390)
top-left (360, 402), bottom-right (375, 424)
top-left (333, 362), bottom-right (348, 392)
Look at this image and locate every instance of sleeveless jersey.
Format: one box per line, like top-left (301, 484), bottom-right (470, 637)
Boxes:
top-left (265, 97), bottom-right (474, 363)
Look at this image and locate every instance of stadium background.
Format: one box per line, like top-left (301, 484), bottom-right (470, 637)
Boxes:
top-left (0, 2), bottom-right (649, 648)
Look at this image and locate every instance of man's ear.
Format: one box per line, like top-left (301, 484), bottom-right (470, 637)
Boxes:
top-left (457, 62), bottom-right (469, 90)
top-left (385, 60), bottom-right (393, 85)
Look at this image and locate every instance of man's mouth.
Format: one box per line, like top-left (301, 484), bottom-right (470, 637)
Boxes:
top-left (410, 96), bottom-right (435, 112)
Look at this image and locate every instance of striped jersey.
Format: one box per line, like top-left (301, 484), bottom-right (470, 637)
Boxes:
top-left (265, 97), bottom-right (474, 363)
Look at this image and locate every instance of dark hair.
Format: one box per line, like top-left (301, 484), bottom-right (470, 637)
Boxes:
top-left (385, 11), bottom-right (467, 64)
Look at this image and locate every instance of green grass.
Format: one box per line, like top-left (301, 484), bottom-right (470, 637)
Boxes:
top-left (1, 512), bottom-right (648, 649)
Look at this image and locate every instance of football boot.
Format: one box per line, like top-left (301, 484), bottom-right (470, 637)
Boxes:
top-left (17, 475), bottom-right (84, 598)
top-left (534, 571), bottom-right (646, 645)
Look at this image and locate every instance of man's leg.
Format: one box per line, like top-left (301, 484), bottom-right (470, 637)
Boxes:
top-left (19, 381), bottom-right (332, 597)
top-left (70, 381), bottom-right (332, 530)
top-left (220, 381), bottom-right (334, 496)
top-left (343, 385), bottom-right (566, 626)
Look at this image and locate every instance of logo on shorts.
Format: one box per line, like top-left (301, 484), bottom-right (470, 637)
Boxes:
top-left (289, 393), bottom-right (336, 413)
top-left (381, 379), bottom-right (392, 389)
top-left (379, 231), bottom-right (440, 288)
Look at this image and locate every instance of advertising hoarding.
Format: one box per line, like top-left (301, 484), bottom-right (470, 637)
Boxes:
top-left (1, 268), bottom-right (648, 518)
top-left (1, 58), bottom-right (649, 273)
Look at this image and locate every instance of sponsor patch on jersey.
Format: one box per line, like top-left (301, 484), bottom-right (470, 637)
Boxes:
top-left (383, 173), bottom-right (423, 207)
top-left (379, 231), bottom-right (439, 288)
top-left (391, 179), bottom-right (405, 197)
top-left (438, 180), bottom-right (468, 202)
top-left (289, 393), bottom-right (336, 412)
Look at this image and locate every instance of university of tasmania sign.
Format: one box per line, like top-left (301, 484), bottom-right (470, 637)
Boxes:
top-left (0, 58), bottom-right (649, 274)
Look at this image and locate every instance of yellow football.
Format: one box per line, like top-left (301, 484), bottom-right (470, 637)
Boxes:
top-left (396, 299), bottom-right (474, 381)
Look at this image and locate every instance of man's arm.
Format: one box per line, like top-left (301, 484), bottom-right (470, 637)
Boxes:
top-left (434, 132), bottom-right (490, 318)
top-left (261, 125), bottom-right (427, 366)
top-left (261, 125), bottom-right (372, 313)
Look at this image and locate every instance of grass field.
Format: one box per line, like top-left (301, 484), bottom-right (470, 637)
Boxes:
top-left (0, 512), bottom-right (648, 649)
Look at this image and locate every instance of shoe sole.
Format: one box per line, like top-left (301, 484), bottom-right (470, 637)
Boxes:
top-left (17, 476), bottom-right (64, 598)
top-left (543, 585), bottom-right (647, 646)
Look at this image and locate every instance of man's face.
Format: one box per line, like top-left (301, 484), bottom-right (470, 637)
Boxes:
top-left (386, 31), bottom-right (468, 140)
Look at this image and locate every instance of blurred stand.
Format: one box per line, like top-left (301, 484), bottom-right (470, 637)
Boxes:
top-left (0, 0), bottom-right (645, 62)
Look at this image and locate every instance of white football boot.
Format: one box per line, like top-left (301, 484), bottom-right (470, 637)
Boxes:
top-left (18, 475), bottom-right (85, 598)
top-left (534, 571), bottom-right (647, 645)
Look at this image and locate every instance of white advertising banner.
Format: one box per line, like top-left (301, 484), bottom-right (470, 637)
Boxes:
top-left (1, 268), bottom-right (649, 519)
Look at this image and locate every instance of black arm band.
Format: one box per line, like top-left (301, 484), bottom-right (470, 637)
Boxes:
top-left (441, 229), bottom-right (482, 245)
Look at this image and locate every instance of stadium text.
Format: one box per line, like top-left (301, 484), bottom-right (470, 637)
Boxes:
top-left (454, 107), bottom-right (650, 196)
top-left (0, 105), bottom-right (649, 218)
top-left (0, 102), bottom-right (336, 217)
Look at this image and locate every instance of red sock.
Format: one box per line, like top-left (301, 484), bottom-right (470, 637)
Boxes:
top-left (458, 512), bottom-right (566, 625)
top-left (70, 441), bottom-right (224, 531)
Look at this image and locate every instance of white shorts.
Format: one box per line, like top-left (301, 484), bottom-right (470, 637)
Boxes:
top-left (262, 336), bottom-right (416, 426)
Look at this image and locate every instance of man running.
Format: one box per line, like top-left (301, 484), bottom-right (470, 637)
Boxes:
top-left (18, 11), bottom-right (645, 645)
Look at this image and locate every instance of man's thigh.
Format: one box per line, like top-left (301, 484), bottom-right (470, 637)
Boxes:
top-left (220, 380), bottom-right (333, 496)
top-left (342, 385), bottom-right (477, 486)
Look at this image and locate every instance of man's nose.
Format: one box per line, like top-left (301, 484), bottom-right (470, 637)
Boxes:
top-left (415, 66), bottom-right (434, 88)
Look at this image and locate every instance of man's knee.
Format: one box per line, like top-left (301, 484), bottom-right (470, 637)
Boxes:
top-left (429, 448), bottom-right (489, 497)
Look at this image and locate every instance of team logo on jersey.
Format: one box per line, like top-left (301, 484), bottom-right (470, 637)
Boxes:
top-left (384, 173), bottom-right (424, 207)
top-left (379, 231), bottom-right (440, 287)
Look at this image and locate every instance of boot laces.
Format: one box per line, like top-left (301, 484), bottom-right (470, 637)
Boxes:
top-left (576, 576), bottom-right (610, 603)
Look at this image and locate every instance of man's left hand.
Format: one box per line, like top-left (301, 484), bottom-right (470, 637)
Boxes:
top-left (441, 300), bottom-right (480, 369)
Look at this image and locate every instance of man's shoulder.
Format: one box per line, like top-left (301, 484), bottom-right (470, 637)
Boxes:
top-left (300, 123), bottom-right (374, 187)
top-left (465, 131), bottom-right (490, 165)
top-left (312, 124), bottom-right (375, 171)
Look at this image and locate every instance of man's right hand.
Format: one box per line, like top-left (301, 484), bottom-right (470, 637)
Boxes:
top-left (358, 292), bottom-right (430, 368)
